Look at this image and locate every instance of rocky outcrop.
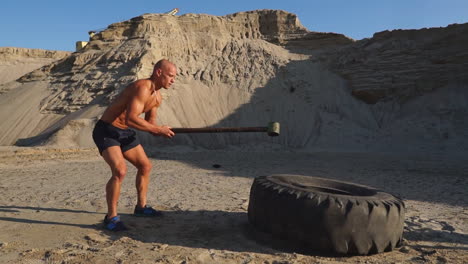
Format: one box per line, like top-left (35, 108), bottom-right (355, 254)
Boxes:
top-left (316, 23), bottom-right (468, 104)
top-left (0, 47), bottom-right (70, 86)
top-left (0, 47), bottom-right (70, 61)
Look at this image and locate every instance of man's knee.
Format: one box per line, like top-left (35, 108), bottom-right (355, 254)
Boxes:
top-left (112, 163), bottom-right (127, 180)
top-left (137, 161), bottom-right (152, 175)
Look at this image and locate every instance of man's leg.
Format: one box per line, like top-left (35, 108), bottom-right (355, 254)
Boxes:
top-left (102, 146), bottom-right (128, 219)
top-left (122, 144), bottom-right (152, 209)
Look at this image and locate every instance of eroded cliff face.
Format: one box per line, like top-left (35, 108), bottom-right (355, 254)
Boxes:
top-left (0, 47), bottom-right (70, 60)
top-left (0, 47), bottom-right (70, 86)
top-left (316, 23), bottom-right (468, 104)
top-left (0, 10), bottom-right (466, 154)
top-left (18, 10), bottom-right (350, 115)
top-left (311, 23), bottom-right (468, 154)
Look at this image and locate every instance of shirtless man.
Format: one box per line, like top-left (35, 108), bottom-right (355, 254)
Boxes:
top-left (92, 59), bottom-right (176, 231)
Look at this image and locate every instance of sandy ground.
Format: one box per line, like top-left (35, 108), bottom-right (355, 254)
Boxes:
top-left (0, 146), bottom-right (466, 264)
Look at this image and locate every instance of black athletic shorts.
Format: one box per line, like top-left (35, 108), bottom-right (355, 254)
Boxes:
top-left (92, 120), bottom-right (140, 155)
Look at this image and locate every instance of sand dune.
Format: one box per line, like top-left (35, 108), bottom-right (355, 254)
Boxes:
top-left (0, 10), bottom-right (466, 155)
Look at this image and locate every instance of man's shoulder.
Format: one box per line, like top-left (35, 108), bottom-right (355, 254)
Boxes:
top-left (127, 79), bottom-right (153, 92)
top-left (131, 78), bottom-right (152, 87)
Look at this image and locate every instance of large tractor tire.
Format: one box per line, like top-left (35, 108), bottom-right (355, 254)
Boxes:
top-left (247, 174), bottom-right (405, 255)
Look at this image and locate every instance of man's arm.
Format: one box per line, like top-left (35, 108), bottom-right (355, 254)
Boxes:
top-left (125, 83), bottom-right (173, 137)
top-left (145, 107), bottom-right (157, 125)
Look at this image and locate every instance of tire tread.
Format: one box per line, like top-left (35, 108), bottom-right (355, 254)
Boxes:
top-left (248, 175), bottom-right (405, 255)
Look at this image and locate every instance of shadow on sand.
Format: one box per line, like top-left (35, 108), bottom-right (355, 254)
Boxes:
top-left (1, 205), bottom-right (466, 255)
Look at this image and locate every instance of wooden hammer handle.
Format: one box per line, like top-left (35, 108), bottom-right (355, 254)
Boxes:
top-left (171, 127), bottom-right (267, 133)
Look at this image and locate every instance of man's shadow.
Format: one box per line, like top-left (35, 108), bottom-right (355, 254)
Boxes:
top-left (0, 205), bottom-right (276, 254)
top-left (0, 205), bottom-right (343, 256)
top-left (107, 209), bottom-right (348, 256)
top-left (106, 209), bottom-right (280, 254)
top-left (0, 205), bottom-right (100, 229)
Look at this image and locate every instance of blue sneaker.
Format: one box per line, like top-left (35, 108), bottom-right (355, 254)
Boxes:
top-left (133, 205), bottom-right (163, 217)
top-left (103, 215), bottom-right (128, 231)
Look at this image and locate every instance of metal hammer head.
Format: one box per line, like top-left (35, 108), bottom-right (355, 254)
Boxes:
top-left (267, 122), bottom-right (280, 137)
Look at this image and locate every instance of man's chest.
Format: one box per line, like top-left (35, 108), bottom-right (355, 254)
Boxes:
top-left (142, 93), bottom-right (161, 112)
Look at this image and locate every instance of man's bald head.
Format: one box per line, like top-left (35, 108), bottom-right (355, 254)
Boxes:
top-left (151, 59), bottom-right (177, 89)
top-left (153, 59), bottom-right (176, 73)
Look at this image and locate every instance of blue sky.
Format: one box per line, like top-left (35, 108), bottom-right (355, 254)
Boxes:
top-left (1, 0), bottom-right (467, 51)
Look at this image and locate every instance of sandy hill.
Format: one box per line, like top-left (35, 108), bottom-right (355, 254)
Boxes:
top-left (0, 10), bottom-right (467, 155)
top-left (0, 47), bottom-right (70, 85)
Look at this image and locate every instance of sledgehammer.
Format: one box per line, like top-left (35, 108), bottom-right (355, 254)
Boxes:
top-left (171, 122), bottom-right (280, 137)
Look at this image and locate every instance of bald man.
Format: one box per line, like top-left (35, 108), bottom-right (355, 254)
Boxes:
top-left (92, 59), bottom-right (176, 231)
